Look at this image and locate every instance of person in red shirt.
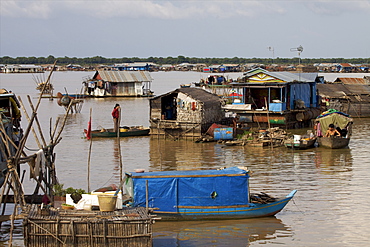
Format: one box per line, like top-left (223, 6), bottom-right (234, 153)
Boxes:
top-left (111, 104), bottom-right (120, 132)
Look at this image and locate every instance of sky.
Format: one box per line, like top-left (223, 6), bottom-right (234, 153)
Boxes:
top-left (1, 0), bottom-right (370, 59)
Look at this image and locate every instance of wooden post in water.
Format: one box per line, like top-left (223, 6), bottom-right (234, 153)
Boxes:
top-left (117, 107), bottom-right (123, 193)
top-left (265, 97), bottom-right (273, 149)
top-left (87, 108), bottom-right (92, 192)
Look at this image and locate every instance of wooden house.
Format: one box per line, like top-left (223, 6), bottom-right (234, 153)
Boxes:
top-left (149, 88), bottom-right (224, 139)
top-left (83, 71), bottom-right (153, 97)
top-left (223, 68), bottom-right (322, 128)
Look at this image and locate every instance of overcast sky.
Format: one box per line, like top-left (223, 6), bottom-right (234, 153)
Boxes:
top-left (1, 0), bottom-right (369, 59)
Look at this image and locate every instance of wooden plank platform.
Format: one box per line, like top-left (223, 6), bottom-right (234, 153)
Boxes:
top-left (23, 204), bottom-right (154, 247)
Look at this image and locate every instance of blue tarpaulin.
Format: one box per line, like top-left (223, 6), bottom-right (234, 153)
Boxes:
top-left (130, 167), bottom-right (250, 213)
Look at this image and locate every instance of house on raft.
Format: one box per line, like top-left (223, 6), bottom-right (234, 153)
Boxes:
top-left (149, 88), bottom-right (225, 139)
top-left (82, 70), bottom-right (153, 97)
top-left (222, 68), bottom-right (323, 128)
top-left (317, 77), bottom-right (370, 117)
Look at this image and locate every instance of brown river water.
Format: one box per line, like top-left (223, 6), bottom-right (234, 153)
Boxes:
top-left (0, 71), bottom-right (370, 246)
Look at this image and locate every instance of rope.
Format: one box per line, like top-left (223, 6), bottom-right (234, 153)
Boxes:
top-left (291, 198), bottom-right (305, 215)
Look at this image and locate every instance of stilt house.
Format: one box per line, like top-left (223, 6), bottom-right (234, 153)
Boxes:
top-left (150, 88), bottom-right (224, 139)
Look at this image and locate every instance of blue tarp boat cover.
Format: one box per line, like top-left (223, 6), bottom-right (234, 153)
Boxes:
top-left (129, 167), bottom-right (250, 212)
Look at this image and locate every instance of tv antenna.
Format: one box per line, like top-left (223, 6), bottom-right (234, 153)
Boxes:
top-left (290, 45), bottom-right (303, 65)
top-left (268, 46), bottom-right (274, 64)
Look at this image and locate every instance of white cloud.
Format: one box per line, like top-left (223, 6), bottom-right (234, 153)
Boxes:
top-left (0, 0), bottom-right (293, 20)
top-left (1, 0), bottom-right (52, 19)
top-left (1, 0), bottom-right (369, 20)
top-left (305, 0), bottom-right (370, 15)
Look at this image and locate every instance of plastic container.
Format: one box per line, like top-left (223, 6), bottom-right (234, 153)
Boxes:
top-left (214, 128), bottom-right (233, 140)
top-left (98, 195), bottom-right (117, 212)
top-left (293, 135), bottom-right (301, 143)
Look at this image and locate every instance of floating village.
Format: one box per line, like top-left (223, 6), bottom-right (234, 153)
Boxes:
top-left (0, 61), bottom-right (369, 246)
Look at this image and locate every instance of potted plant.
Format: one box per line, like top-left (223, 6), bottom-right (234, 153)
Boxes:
top-left (52, 183), bottom-right (66, 208)
top-left (65, 187), bottom-right (87, 204)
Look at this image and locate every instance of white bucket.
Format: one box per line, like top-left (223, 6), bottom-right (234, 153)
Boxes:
top-left (293, 135), bottom-right (301, 143)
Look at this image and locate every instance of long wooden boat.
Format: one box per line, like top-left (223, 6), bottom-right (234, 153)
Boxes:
top-left (84, 126), bottom-right (150, 138)
top-left (317, 136), bottom-right (350, 149)
top-left (125, 167), bottom-right (296, 220)
top-left (284, 137), bottom-right (317, 149)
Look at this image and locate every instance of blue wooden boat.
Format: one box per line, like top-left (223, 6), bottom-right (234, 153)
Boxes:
top-left (125, 167), bottom-right (296, 220)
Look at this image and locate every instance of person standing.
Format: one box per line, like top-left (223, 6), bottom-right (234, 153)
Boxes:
top-left (112, 104), bottom-right (120, 132)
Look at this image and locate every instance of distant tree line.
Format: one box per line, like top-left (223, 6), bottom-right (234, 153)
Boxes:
top-left (0, 55), bottom-right (369, 66)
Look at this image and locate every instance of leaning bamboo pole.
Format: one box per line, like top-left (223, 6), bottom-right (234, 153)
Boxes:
top-left (27, 95), bottom-right (47, 147)
top-left (17, 97), bottom-right (42, 149)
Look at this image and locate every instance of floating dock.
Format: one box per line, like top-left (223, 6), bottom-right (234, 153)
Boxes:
top-left (22, 205), bottom-right (154, 247)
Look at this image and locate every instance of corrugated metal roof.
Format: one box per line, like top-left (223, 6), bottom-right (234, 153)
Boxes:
top-left (317, 84), bottom-right (370, 103)
top-left (334, 78), bottom-right (367, 85)
top-left (177, 88), bottom-right (221, 105)
top-left (317, 84), bottom-right (352, 98)
top-left (151, 87), bottom-right (221, 107)
top-left (344, 85), bottom-right (370, 95)
top-left (96, 71), bottom-right (153, 82)
top-left (267, 71), bottom-right (318, 82)
top-left (243, 68), bottom-right (318, 83)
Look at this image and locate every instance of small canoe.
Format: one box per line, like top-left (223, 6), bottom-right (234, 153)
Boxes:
top-left (84, 127), bottom-right (150, 138)
top-left (284, 137), bottom-right (317, 149)
top-left (62, 93), bottom-right (89, 98)
top-left (317, 136), bottom-right (350, 149)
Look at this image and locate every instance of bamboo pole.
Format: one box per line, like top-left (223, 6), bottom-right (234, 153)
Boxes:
top-left (13, 61), bottom-right (56, 162)
top-left (117, 107), bottom-right (123, 193)
top-left (27, 95), bottom-right (47, 147)
top-left (17, 97), bottom-right (42, 149)
top-left (87, 108), bottom-right (92, 192)
top-left (264, 97), bottom-right (273, 149)
top-left (0, 115), bottom-right (28, 158)
top-left (53, 101), bottom-right (73, 143)
top-left (50, 117), bottom-right (60, 142)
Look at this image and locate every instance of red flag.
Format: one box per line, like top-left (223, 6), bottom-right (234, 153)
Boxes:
top-left (86, 117), bottom-right (92, 140)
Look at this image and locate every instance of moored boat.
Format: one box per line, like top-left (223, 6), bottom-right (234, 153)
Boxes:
top-left (317, 136), bottom-right (350, 149)
top-left (284, 132), bottom-right (317, 149)
top-left (124, 167), bottom-right (296, 220)
top-left (84, 126), bottom-right (150, 138)
top-left (315, 110), bottom-right (353, 149)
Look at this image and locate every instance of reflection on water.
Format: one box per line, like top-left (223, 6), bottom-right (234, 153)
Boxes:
top-left (153, 217), bottom-right (291, 247)
top-left (314, 148), bottom-right (353, 172)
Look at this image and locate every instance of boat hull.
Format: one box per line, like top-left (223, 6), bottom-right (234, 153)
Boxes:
top-left (284, 138), bottom-right (317, 149)
top-left (318, 136), bottom-right (350, 149)
top-left (84, 127), bottom-right (150, 138)
top-left (153, 190), bottom-right (297, 221)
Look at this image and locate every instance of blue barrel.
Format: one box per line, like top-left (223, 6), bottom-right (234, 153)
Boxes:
top-left (214, 128), bottom-right (233, 140)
